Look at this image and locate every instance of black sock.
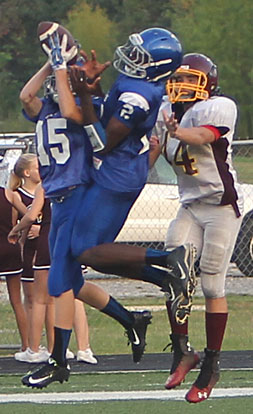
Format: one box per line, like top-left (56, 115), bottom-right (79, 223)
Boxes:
top-left (145, 248), bottom-right (169, 267)
top-left (51, 327), bottom-right (72, 366)
top-left (141, 265), bottom-right (167, 288)
top-left (101, 296), bottom-right (134, 329)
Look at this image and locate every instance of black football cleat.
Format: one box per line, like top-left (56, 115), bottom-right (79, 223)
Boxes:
top-left (22, 357), bottom-right (70, 389)
top-left (164, 243), bottom-right (197, 298)
top-left (126, 311), bottom-right (152, 363)
top-left (171, 293), bottom-right (193, 325)
top-left (161, 243), bottom-right (197, 324)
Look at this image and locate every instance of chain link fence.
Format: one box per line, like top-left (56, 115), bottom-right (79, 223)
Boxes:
top-left (0, 134), bottom-right (252, 350)
top-left (1, 133), bottom-right (253, 277)
top-left (117, 139), bottom-right (253, 277)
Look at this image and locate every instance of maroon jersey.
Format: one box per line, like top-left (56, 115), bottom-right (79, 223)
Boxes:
top-left (34, 198), bottom-right (51, 269)
top-left (0, 187), bottom-right (23, 276)
top-left (16, 188), bottom-right (39, 281)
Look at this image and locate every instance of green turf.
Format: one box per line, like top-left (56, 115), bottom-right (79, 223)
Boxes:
top-left (1, 294), bottom-right (253, 355)
top-left (0, 371), bottom-right (253, 413)
top-left (0, 370), bottom-right (253, 394)
top-left (0, 399), bottom-right (253, 414)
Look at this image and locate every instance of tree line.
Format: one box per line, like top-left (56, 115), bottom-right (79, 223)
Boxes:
top-left (0, 0), bottom-right (252, 137)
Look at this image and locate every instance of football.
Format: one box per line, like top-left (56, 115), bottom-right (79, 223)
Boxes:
top-left (37, 21), bottom-right (78, 65)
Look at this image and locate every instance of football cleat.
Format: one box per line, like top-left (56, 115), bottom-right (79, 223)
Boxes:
top-left (22, 357), bottom-right (70, 389)
top-left (164, 334), bottom-right (200, 389)
top-left (171, 293), bottom-right (193, 325)
top-left (164, 243), bottom-right (197, 298)
top-left (126, 311), bottom-right (152, 363)
top-left (162, 243), bottom-right (197, 324)
top-left (185, 348), bottom-right (220, 403)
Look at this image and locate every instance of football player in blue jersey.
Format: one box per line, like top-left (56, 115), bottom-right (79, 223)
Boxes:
top-left (19, 36), bottom-right (153, 388)
top-left (69, 29), bottom-right (196, 321)
top-left (21, 27), bottom-right (196, 389)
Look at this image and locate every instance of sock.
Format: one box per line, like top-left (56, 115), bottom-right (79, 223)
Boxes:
top-left (51, 327), bottom-right (72, 366)
top-left (145, 248), bottom-right (169, 267)
top-left (100, 296), bottom-right (134, 329)
top-left (206, 312), bottom-right (228, 351)
top-left (166, 300), bottom-right (188, 335)
top-left (141, 265), bottom-right (167, 288)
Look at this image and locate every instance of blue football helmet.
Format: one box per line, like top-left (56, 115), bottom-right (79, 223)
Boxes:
top-left (43, 75), bottom-right (58, 102)
top-left (113, 28), bottom-right (182, 82)
top-left (43, 55), bottom-right (85, 103)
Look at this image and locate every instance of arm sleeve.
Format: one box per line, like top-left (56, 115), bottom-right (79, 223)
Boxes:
top-left (201, 125), bottom-right (229, 140)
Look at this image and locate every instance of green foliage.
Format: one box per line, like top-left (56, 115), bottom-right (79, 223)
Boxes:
top-left (0, 0), bottom-right (252, 137)
top-left (0, 0), bottom-right (81, 128)
top-left (86, 0), bottom-right (175, 41)
top-left (87, 0), bottom-right (253, 138)
top-left (67, 2), bottom-right (119, 91)
top-left (170, 0), bottom-right (253, 137)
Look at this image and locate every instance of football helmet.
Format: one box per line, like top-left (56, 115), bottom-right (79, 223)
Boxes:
top-left (43, 75), bottom-right (58, 103)
top-left (166, 53), bottom-right (219, 103)
top-left (113, 28), bottom-right (182, 82)
top-left (43, 56), bottom-right (85, 103)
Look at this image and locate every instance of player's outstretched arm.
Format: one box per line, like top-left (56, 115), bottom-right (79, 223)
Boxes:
top-left (20, 61), bottom-right (52, 118)
top-left (162, 110), bottom-right (216, 145)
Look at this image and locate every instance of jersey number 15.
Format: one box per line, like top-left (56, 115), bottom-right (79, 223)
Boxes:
top-left (36, 119), bottom-right (70, 166)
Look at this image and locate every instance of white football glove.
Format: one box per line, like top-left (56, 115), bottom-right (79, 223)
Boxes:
top-left (42, 31), bottom-right (78, 71)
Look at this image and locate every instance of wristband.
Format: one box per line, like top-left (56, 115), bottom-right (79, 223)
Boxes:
top-left (84, 122), bottom-right (107, 152)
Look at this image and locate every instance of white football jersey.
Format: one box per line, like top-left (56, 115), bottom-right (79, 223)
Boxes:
top-left (161, 96), bottom-right (244, 216)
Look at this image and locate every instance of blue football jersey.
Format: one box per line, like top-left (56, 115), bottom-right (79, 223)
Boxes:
top-left (92, 74), bottom-right (165, 192)
top-left (23, 97), bottom-right (93, 197)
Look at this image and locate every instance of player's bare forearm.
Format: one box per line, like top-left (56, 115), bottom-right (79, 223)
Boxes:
top-left (100, 118), bottom-right (131, 154)
top-left (20, 61), bottom-right (51, 117)
top-left (162, 110), bottom-right (215, 144)
top-left (55, 69), bottom-right (83, 124)
top-left (173, 126), bottom-right (216, 144)
top-left (70, 66), bottom-right (99, 125)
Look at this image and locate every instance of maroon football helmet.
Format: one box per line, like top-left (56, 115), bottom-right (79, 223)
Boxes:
top-left (166, 53), bottom-right (218, 103)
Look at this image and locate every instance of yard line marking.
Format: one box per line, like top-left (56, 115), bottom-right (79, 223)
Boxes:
top-left (1, 388), bottom-right (253, 403)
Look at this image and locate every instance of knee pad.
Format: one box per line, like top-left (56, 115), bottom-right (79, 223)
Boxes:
top-left (201, 272), bottom-right (225, 298)
top-left (200, 240), bottom-right (227, 276)
top-left (199, 241), bottom-right (228, 298)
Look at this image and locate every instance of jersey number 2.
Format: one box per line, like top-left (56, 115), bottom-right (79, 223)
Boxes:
top-left (36, 119), bottom-right (70, 166)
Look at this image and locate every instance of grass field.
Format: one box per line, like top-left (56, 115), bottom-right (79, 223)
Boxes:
top-left (233, 155), bottom-right (253, 184)
top-left (1, 398), bottom-right (253, 414)
top-left (1, 370), bottom-right (253, 413)
top-left (1, 293), bottom-right (253, 412)
top-left (1, 294), bottom-right (253, 354)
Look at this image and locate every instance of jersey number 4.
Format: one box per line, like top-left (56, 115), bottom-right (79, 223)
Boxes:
top-left (36, 119), bottom-right (70, 166)
top-left (174, 143), bottom-right (198, 175)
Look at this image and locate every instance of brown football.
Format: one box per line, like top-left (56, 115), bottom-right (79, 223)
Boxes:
top-left (37, 21), bottom-right (78, 65)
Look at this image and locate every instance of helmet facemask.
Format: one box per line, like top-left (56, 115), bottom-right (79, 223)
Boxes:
top-left (113, 33), bottom-right (152, 80)
top-left (43, 72), bottom-right (76, 103)
top-left (43, 75), bottom-right (58, 103)
top-left (166, 67), bottom-right (210, 103)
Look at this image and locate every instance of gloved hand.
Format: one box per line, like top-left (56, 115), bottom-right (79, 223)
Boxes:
top-left (42, 31), bottom-right (78, 71)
